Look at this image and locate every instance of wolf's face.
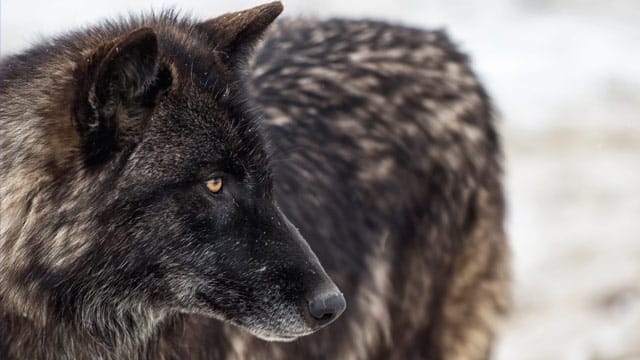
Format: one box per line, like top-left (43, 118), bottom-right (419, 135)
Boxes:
top-left (63, 2), bottom-right (344, 341)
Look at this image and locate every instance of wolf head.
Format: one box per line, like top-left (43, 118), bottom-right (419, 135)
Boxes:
top-left (3, 2), bottom-right (344, 343)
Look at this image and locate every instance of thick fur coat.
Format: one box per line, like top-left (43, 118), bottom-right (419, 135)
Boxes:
top-left (0, 2), bottom-right (509, 359)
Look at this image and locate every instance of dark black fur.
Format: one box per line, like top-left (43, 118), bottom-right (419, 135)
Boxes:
top-left (1, 3), bottom-right (509, 359)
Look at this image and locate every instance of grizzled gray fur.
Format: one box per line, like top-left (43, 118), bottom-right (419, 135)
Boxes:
top-left (0, 2), bottom-right (509, 359)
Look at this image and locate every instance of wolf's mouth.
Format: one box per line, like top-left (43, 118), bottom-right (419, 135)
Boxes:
top-left (225, 313), bottom-right (317, 342)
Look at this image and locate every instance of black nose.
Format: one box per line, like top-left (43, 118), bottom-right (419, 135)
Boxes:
top-left (307, 291), bottom-right (346, 327)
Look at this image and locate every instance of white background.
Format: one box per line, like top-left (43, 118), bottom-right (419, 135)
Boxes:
top-left (3, 1), bottom-right (640, 358)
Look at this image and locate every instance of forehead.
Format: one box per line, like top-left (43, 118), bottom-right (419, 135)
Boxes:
top-left (124, 83), bottom-right (269, 185)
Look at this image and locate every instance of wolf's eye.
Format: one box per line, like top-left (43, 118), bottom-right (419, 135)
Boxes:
top-left (205, 177), bottom-right (223, 193)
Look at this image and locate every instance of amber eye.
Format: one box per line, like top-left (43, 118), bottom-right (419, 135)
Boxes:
top-left (205, 177), bottom-right (223, 193)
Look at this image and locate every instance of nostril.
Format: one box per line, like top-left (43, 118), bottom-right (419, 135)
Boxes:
top-left (307, 292), bottom-right (346, 326)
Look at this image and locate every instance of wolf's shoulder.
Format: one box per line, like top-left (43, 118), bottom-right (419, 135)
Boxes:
top-left (253, 18), bottom-right (469, 70)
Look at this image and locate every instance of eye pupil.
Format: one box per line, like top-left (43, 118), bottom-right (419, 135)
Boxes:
top-left (206, 178), bottom-right (223, 193)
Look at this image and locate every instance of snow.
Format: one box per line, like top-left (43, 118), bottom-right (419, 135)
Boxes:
top-left (2, 1), bottom-right (639, 358)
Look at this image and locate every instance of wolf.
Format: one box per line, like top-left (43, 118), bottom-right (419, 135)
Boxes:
top-left (0, 2), bottom-right (509, 359)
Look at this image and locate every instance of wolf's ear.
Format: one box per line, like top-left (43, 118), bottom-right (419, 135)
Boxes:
top-left (197, 1), bottom-right (283, 68)
top-left (73, 27), bottom-right (172, 165)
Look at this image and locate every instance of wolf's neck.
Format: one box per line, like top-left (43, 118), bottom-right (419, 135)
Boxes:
top-left (1, 304), bottom-right (170, 359)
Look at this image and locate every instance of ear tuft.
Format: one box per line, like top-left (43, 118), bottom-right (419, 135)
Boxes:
top-left (197, 1), bottom-right (283, 67)
top-left (73, 27), bottom-right (168, 166)
top-left (94, 27), bottom-right (159, 118)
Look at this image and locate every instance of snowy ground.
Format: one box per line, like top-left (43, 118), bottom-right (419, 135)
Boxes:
top-left (2, 1), bottom-right (639, 358)
top-left (498, 128), bottom-right (640, 360)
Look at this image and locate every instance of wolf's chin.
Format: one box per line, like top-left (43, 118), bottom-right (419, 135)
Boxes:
top-left (254, 333), bottom-right (299, 342)
top-left (244, 325), bottom-right (315, 342)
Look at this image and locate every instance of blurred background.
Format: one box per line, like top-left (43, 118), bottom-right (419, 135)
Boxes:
top-left (2, 1), bottom-right (639, 358)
